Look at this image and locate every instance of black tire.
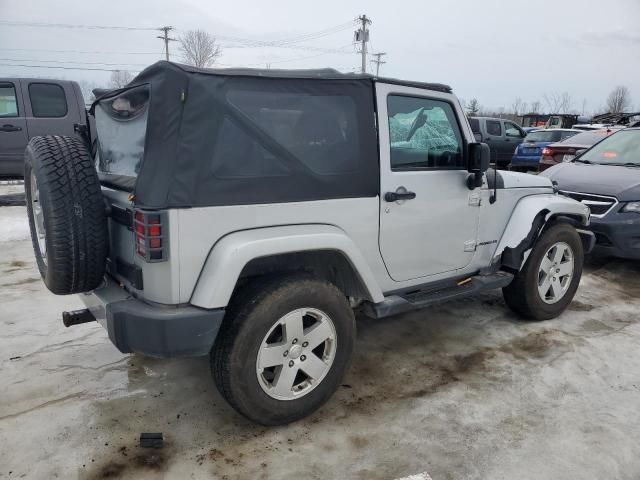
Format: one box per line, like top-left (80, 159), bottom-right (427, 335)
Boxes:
top-left (211, 274), bottom-right (356, 426)
top-left (24, 135), bottom-right (108, 295)
top-left (503, 222), bottom-right (583, 320)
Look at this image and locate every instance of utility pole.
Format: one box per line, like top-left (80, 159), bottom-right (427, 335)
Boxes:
top-left (371, 52), bottom-right (386, 76)
top-left (156, 26), bottom-right (177, 61)
top-left (355, 15), bottom-right (371, 74)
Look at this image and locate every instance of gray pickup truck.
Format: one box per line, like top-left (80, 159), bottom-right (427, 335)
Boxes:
top-left (0, 78), bottom-right (90, 178)
top-left (468, 116), bottom-right (527, 168)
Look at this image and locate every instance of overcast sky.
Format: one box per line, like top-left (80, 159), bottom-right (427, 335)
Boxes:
top-left (1, 0), bottom-right (638, 114)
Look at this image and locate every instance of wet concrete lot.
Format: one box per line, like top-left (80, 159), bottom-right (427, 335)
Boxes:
top-left (2, 191), bottom-right (640, 479)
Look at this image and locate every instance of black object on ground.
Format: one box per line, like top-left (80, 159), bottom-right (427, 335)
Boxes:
top-left (140, 433), bottom-right (163, 449)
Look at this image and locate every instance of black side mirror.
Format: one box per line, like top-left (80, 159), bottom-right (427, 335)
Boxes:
top-left (467, 142), bottom-right (490, 189)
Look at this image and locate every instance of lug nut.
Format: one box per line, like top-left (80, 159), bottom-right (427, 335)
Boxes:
top-left (300, 355), bottom-right (306, 361)
top-left (302, 342), bottom-right (308, 347)
top-left (292, 338), bottom-right (298, 345)
top-left (289, 360), bottom-right (294, 367)
top-left (283, 350), bottom-right (288, 357)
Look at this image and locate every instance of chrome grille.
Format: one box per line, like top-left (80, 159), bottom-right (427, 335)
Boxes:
top-left (559, 191), bottom-right (618, 217)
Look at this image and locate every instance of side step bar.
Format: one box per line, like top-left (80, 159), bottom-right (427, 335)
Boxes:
top-left (62, 309), bottom-right (96, 328)
top-left (362, 272), bottom-right (514, 319)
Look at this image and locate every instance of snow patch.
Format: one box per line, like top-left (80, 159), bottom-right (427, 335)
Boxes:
top-left (395, 473), bottom-right (433, 480)
top-left (0, 207), bottom-right (30, 243)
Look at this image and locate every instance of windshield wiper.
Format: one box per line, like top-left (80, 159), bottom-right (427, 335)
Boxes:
top-left (573, 158), bottom-right (593, 164)
top-left (607, 162), bottom-right (640, 167)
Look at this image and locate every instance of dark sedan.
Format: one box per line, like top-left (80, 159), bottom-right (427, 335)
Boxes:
top-left (538, 129), bottom-right (612, 172)
top-left (541, 128), bottom-right (640, 259)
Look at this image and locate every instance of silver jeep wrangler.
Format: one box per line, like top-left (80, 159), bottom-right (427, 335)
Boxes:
top-left (24, 61), bottom-right (593, 425)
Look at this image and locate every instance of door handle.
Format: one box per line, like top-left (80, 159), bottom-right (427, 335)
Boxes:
top-left (384, 190), bottom-right (416, 202)
top-left (0, 124), bottom-right (22, 132)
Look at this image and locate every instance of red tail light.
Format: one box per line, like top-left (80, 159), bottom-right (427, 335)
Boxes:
top-left (541, 147), bottom-right (553, 158)
top-left (134, 210), bottom-right (167, 262)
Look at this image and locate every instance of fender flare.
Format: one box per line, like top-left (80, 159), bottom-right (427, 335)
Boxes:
top-left (190, 224), bottom-right (385, 309)
top-left (493, 194), bottom-right (590, 271)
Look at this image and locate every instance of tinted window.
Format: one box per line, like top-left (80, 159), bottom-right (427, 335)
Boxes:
top-left (468, 117), bottom-right (480, 133)
top-left (525, 130), bottom-right (561, 143)
top-left (227, 90), bottom-right (359, 175)
top-left (560, 130), bottom-right (610, 146)
top-left (387, 95), bottom-right (464, 170)
top-left (486, 120), bottom-right (502, 136)
top-left (504, 121), bottom-right (522, 137)
top-left (0, 83), bottom-right (18, 117)
top-left (212, 117), bottom-right (291, 178)
top-left (580, 130), bottom-right (640, 165)
top-left (28, 83), bottom-right (67, 118)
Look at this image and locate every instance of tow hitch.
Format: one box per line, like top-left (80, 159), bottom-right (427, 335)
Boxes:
top-left (62, 309), bottom-right (96, 327)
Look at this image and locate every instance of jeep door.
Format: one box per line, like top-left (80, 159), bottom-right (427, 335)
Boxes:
top-left (0, 81), bottom-right (28, 177)
top-left (377, 83), bottom-right (480, 281)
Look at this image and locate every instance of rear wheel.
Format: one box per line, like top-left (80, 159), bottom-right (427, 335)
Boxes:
top-left (211, 275), bottom-right (355, 425)
top-left (503, 223), bottom-right (583, 320)
top-left (24, 135), bottom-right (108, 294)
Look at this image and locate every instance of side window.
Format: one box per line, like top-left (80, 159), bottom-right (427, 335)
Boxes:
top-left (28, 83), bottom-right (68, 118)
top-left (0, 83), bottom-right (18, 117)
top-left (486, 120), bottom-right (502, 136)
top-left (387, 95), bottom-right (464, 170)
top-left (226, 90), bottom-right (359, 175)
top-left (468, 117), bottom-right (480, 133)
top-left (504, 121), bottom-right (522, 137)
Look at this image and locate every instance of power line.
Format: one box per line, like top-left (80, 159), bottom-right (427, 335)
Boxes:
top-left (0, 57), bottom-right (149, 68)
top-left (0, 20), bottom-right (157, 31)
top-left (0, 47), bottom-right (162, 56)
top-left (0, 62), bottom-right (140, 73)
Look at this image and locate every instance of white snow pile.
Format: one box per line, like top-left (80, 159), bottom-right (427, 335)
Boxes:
top-left (0, 207), bottom-right (30, 242)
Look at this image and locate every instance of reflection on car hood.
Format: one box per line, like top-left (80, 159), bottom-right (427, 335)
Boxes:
top-left (500, 170), bottom-right (553, 189)
top-left (541, 162), bottom-right (640, 201)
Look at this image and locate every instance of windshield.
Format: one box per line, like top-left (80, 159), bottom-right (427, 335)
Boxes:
top-left (579, 129), bottom-right (640, 165)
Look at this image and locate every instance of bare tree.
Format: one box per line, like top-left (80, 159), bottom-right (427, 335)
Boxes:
top-left (606, 85), bottom-right (632, 113)
top-left (109, 70), bottom-right (134, 89)
top-left (543, 91), bottom-right (572, 113)
top-left (510, 97), bottom-right (527, 116)
top-left (529, 100), bottom-right (541, 113)
top-left (78, 79), bottom-right (100, 103)
top-left (466, 98), bottom-right (480, 116)
top-left (179, 29), bottom-right (222, 68)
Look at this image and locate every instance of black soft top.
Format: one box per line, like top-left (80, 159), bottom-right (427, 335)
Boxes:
top-left (94, 62), bottom-right (451, 209)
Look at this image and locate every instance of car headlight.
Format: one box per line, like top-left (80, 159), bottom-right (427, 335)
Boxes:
top-left (622, 202), bottom-right (640, 213)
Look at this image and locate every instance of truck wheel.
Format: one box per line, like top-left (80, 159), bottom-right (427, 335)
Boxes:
top-left (503, 223), bottom-right (583, 320)
top-left (24, 135), bottom-right (108, 295)
top-left (211, 275), bottom-right (356, 425)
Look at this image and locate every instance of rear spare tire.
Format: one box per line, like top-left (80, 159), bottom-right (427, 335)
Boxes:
top-left (24, 135), bottom-right (107, 294)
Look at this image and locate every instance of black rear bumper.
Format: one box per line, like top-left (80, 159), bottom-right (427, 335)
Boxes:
top-left (106, 300), bottom-right (225, 357)
top-left (81, 280), bottom-right (225, 358)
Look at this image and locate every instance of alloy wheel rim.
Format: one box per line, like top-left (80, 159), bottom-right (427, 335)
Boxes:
top-left (256, 307), bottom-right (337, 401)
top-left (30, 172), bottom-right (47, 264)
top-left (537, 241), bottom-right (574, 304)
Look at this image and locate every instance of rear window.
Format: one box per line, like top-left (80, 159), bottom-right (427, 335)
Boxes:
top-left (28, 83), bottom-right (67, 118)
top-left (95, 85), bottom-right (149, 185)
top-left (525, 130), bottom-right (562, 143)
top-left (0, 83), bottom-right (18, 117)
top-left (559, 130), bottom-right (610, 146)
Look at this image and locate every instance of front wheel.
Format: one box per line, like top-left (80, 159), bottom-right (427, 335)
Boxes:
top-left (503, 223), bottom-right (583, 320)
top-left (211, 275), bottom-right (356, 425)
